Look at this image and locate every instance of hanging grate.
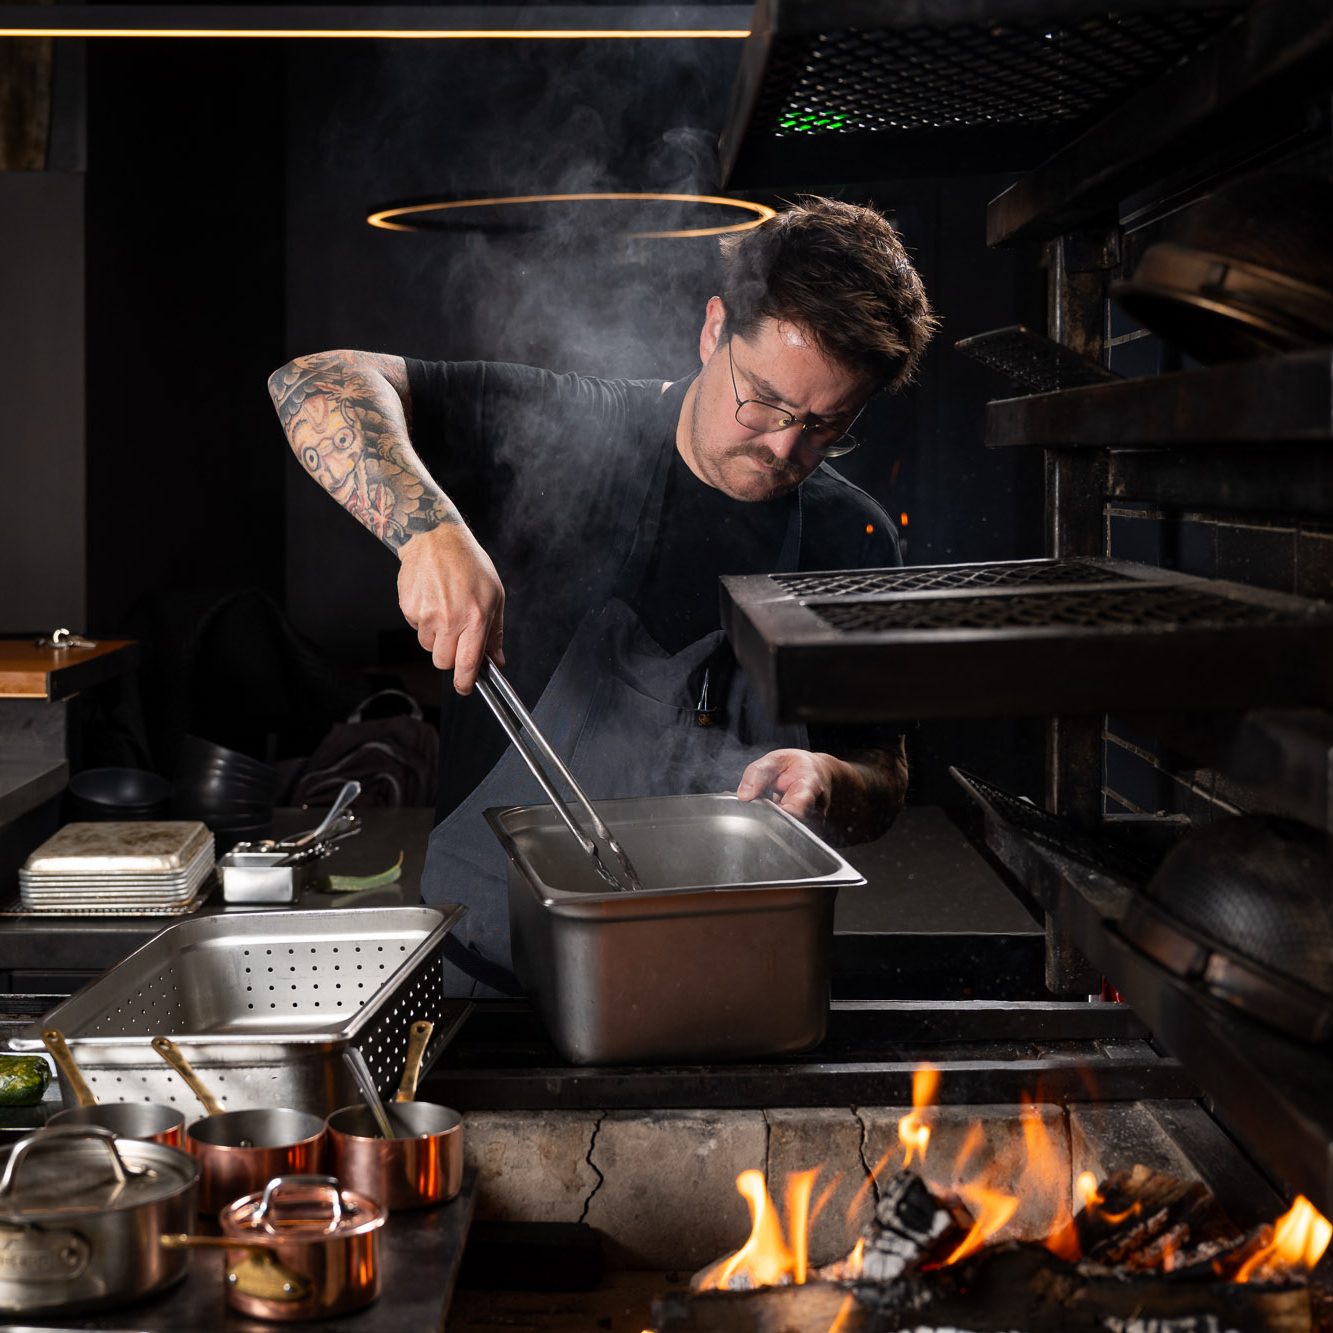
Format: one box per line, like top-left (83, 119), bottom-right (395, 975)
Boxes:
top-left (809, 585), bottom-right (1303, 634)
top-left (754, 9), bottom-right (1242, 140)
top-left (772, 559), bottom-right (1129, 599)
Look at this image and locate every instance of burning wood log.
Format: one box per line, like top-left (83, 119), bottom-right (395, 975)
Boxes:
top-left (654, 1167), bottom-right (1317, 1333)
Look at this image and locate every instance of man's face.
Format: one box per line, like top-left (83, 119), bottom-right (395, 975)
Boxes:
top-left (678, 297), bottom-right (875, 502)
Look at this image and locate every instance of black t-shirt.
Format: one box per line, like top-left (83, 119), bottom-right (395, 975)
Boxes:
top-left (403, 358), bottom-right (902, 819)
top-left (634, 448), bottom-right (795, 653)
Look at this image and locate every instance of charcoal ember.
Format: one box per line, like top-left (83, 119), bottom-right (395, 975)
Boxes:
top-left (857, 1171), bottom-right (972, 1285)
top-left (1078, 1165), bottom-right (1244, 1271)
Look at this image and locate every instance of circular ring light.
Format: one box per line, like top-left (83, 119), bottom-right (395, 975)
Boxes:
top-left (366, 192), bottom-right (776, 239)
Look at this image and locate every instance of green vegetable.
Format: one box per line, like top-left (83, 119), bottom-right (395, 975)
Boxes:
top-left (324, 852), bottom-right (404, 893)
top-left (0, 1055), bottom-right (50, 1106)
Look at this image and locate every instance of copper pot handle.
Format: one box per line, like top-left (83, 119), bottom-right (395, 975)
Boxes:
top-left (394, 1021), bottom-right (434, 1103)
top-left (160, 1234), bottom-right (314, 1303)
top-left (151, 1035), bottom-right (225, 1116)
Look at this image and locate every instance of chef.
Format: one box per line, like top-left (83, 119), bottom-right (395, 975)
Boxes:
top-left (268, 196), bottom-right (938, 995)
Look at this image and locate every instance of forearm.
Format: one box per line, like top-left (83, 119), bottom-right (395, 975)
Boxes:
top-left (267, 350), bottom-right (460, 550)
top-left (821, 740), bottom-right (908, 844)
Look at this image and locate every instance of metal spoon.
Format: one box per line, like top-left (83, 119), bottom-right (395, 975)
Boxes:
top-left (342, 1048), bottom-right (395, 1140)
top-left (287, 780), bottom-right (361, 850)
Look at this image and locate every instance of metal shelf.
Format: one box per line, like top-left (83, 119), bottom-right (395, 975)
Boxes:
top-left (987, 0), bottom-right (1333, 245)
top-left (953, 766), bottom-right (1333, 1220)
top-left (0, 759), bottom-right (66, 827)
top-left (718, 0), bottom-right (1243, 188)
top-left (986, 349), bottom-right (1333, 451)
top-left (720, 557), bottom-right (1333, 724)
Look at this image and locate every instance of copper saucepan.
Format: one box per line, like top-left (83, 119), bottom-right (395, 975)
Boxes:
top-left (42, 1029), bottom-right (186, 1148)
top-left (162, 1174), bottom-right (384, 1321)
top-left (325, 1020), bottom-right (464, 1211)
top-left (151, 1036), bottom-right (324, 1215)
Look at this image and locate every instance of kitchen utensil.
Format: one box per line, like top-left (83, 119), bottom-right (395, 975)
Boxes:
top-left (285, 779), bottom-right (360, 850)
top-left (152, 1034), bottom-right (325, 1214)
top-left (327, 1023), bottom-right (462, 1211)
top-left (342, 1047), bottom-right (395, 1140)
top-left (394, 1019), bottom-right (433, 1102)
top-left (488, 791), bottom-right (866, 1064)
top-left (476, 658), bottom-right (643, 893)
top-left (0, 1125), bottom-right (197, 1316)
top-left (162, 1174), bottom-right (384, 1321)
top-left (43, 1029), bottom-right (185, 1148)
top-left (1119, 815), bottom-right (1333, 1042)
top-left (10, 906), bottom-right (463, 1113)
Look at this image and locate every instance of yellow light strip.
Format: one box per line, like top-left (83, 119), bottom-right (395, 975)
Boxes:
top-left (367, 192), bottom-right (776, 239)
top-left (0, 27), bottom-right (749, 38)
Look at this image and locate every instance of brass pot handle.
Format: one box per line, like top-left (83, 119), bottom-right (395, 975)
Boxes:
top-left (394, 1021), bottom-right (434, 1103)
top-left (151, 1036), bottom-right (225, 1117)
top-left (41, 1029), bottom-right (97, 1108)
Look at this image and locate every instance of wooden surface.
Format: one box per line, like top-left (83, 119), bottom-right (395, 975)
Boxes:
top-left (0, 639), bottom-right (135, 698)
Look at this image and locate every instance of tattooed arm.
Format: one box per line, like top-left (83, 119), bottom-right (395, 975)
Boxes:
top-left (267, 350), bottom-right (505, 693)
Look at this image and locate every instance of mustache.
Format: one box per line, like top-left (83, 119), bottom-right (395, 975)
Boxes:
top-left (725, 444), bottom-right (803, 479)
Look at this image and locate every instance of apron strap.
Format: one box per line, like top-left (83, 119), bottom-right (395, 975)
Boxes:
top-left (441, 933), bottom-right (524, 996)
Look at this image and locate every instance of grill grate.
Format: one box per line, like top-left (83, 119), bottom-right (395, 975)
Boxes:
top-left (772, 559), bottom-right (1126, 598)
top-left (956, 769), bottom-right (1159, 886)
top-left (809, 585), bottom-right (1299, 633)
top-left (755, 10), bottom-right (1240, 139)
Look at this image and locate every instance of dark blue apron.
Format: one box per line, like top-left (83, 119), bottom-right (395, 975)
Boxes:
top-left (422, 386), bottom-right (809, 997)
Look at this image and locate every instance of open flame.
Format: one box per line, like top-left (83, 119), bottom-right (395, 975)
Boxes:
top-left (694, 1068), bottom-right (1332, 1304)
top-left (1235, 1196), bottom-right (1332, 1282)
top-left (898, 1064), bottom-right (937, 1168)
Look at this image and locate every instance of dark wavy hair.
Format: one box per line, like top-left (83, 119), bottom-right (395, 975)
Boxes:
top-left (718, 197), bottom-right (939, 393)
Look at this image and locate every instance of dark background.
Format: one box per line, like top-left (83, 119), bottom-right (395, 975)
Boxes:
top-left (13, 27), bottom-right (1049, 806)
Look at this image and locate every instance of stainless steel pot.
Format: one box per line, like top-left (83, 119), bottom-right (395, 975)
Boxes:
top-left (0, 1125), bottom-right (198, 1315)
top-left (488, 792), bottom-right (866, 1064)
top-left (43, 1028), bottom-right (185, 1147)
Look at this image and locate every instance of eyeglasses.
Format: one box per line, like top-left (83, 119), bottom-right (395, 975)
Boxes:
top-left (727, 338), bottom-right (864, 459)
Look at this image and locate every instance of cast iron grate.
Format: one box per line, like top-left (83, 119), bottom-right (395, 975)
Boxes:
top-left (809, 586), bottom-right (1300, 634)
top-left (755, 9), bottom-right (1241, 139)
top-left (772, 559), bottom-right (1127, 598)
top-left (956, 769), bottom-right (1160, 886)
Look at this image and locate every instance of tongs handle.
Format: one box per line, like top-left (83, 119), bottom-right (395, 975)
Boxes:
top-left (476, 659), bottom-right (643, 892)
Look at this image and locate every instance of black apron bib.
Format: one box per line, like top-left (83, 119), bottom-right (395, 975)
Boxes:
top-left (422, 381), bottom-right (808, 996)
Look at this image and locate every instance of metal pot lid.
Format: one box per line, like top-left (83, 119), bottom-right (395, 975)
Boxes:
top-left (0, 1126), bottom-right (198, 1219)
top-left (222, 1176), bottom-right (385, 1240)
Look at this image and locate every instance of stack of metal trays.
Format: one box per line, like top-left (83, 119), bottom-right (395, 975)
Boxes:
top-left (18, 821), bottom-right (215, 915)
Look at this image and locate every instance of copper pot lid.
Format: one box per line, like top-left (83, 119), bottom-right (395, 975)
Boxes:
top-left (0, 1125), bottom-right (198, 1218)
top-left (221, 1175), bottom-right (385, 1240)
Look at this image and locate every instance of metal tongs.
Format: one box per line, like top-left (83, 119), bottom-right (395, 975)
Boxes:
top-left (475, 659), bottom-right (644, 893)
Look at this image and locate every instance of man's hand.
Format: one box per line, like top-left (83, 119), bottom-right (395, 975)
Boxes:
top-left (737, 743), bottom-right (908, 844)
top-left (397, 524), bottom-right (506, 693)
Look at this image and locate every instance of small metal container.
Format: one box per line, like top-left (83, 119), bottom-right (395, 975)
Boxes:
top-left (486, 793), bottom-right (865, 1065)
top-left (217, 849), bottom-right (312, 904)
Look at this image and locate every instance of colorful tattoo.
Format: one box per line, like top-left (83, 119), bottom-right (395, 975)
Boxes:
top-left (268, 352), bottom-right (457, 549)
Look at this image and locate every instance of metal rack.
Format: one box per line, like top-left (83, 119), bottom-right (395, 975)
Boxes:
top-left (719, 557), bottom-right (1333, 722)
top-left (718, 0), bottom-right (1247, 187)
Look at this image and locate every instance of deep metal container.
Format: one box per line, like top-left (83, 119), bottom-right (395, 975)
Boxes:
top-left (9, 907), bottom-right (463, 1113)
top-left (486, 793), bottom-right (865, 1065)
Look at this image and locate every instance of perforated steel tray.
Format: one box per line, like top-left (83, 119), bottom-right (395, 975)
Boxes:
top-left (9, 906), bottom-right (464, 1115)
top-left (720, 557), bottom-right (1333, 723)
